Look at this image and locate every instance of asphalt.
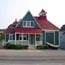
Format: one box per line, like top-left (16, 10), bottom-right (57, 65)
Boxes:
top-left (0, 49), bottom-right (65, 65)
top-left (0, 49), bottom-right (65, 57)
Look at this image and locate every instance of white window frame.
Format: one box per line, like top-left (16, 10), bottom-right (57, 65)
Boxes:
top-left (19, 34), bottom-right (22, 40)
top-left (23, 34), bottom-right (27, 40)
top-left (23, 21), bottom-right (34, 28)
top-left (9, 34), bottom-right (13, 40)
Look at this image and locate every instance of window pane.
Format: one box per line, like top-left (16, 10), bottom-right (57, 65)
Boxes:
top-left (27, 21), bottom-right (30, 26)
top-left (36, 35), bottom-right (40, 41)
top-left (10, 34), bottom-right (13, 40)
top-left (31, 21), bottom-right (34, 26)
top-left (23, 34), bottom-right (27, 40)
top-left (23, 21), bottom-right (26, 26)
top-left (19, 34), bottom-right (22, 40)
top-left (16, 34), bottom-right (19, 40)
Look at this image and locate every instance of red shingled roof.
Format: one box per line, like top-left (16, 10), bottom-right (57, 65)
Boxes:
top-left (34, 16), bottom-right (59, 30)
top-left (15, 27), bottom-right (41, 34)
top-left (6, 28), bottom-right (15, 33)
top-left (6, 19), bottom-right (18, 33)
top-left (6, 10), bottom-right (59, 34)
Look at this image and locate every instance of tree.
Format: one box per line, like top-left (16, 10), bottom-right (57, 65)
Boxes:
top-left (0, 33), bottom-right (5, 45)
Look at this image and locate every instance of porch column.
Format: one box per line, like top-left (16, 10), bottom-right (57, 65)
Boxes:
top-left (54, 31), bottom-right (55, 45)
top-left (59, 32), bottom-right (60, 47)
top-left (45, 31), bottom-right (46, 44)
top-left (28, 34), bottom-right (29, 46)
top-left (15, 33), bottom-right (16, 45)
top-left (22, 33), bottom-right (23, 45)
top-left (40, 33), bottom-right (42, 45)
top-left (35, 34), bottom-right (36, 46)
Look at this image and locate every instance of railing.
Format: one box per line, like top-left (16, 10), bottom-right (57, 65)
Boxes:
top-left (8, 40), bottom-right (28, 45)
top-left (46, 42), bottom-right (59, 48)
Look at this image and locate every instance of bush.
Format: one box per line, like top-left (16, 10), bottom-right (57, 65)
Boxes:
top-left (5, 43), bottom-right (28, 49)
top-left (36, 45), bottom-right (48, 49)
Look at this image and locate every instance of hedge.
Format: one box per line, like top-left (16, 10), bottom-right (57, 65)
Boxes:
top-left (36, 45), bottom-right (48, 49)
top-left (4, 43), bottom-right (28, 49)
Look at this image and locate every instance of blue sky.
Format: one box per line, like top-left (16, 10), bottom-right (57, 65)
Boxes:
top-left (0, 0), bottom-right (65, 29)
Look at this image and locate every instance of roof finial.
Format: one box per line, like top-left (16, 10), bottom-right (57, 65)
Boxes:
top-left (39, 9), bottom-right (47, 16)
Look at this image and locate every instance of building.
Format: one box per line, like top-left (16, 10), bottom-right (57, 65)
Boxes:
top-left (5, 9), bottom-right (59, 48)
top-left (0, 29), bottom-right (5, 46)
top-left (60, 25), bottom-right (65, 49)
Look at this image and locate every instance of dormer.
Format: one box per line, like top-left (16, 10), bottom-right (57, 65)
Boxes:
top-left (39, 9), bottom-right (47, 16)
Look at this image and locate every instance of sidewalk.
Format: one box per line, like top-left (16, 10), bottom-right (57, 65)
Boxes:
top-left (0, 49), bottom-right (65, 57)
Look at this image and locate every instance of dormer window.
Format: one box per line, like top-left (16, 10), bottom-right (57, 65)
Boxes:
top-left (23, 21), bottom-right (34, 28)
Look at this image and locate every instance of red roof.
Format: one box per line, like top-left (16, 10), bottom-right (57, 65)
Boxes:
top-left (15, 27), bottom-right (41, 34)
top-left (6, 28), bottom-right (15, 33)
top-left (6, 10), bottom-right (59, 34)
top-left (35, 16), bottom-right (59, 30)
top-left (6, 19), bottom-right (18, 33)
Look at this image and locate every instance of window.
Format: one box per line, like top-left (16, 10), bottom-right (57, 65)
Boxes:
top-left (36, 35), bottom-right (40, 41)
top-left (23, 21), bottom-right (26, 27)
top-left (9, 34), bottom-right (13, 40)
top-left (23, 34), bottom-right (27, 40)
top-left (23, 21), bottom-right (34, 27)
top-left (27, 21), bottom-right (30, 26)
top-left (19, 34), bottom-right (22, 40)
top-left (31, 21), bottom-right (34, 26)
top-left (18, 34), bottom-right (28, 40)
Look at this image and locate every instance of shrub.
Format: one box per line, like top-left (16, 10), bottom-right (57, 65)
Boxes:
top-left (36, 45), bottom-right (48, 49)
top-left (5, 43), bottom-right (28, 49)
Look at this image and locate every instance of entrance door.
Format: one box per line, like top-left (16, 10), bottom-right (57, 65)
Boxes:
top-left (29, 35), bottom-right (35, 45)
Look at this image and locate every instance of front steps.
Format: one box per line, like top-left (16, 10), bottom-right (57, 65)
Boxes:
top-left (28, 45), bottom-right (36, 50)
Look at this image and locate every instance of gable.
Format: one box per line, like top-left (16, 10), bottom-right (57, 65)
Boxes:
top-left (17, 11), bottom-right (39, 28)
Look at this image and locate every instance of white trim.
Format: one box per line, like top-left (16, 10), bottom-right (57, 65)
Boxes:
top-left (42, 29), bottom-right (59, 31)
top-left (59, 32), bottom-right (60, 47)
top-left (9, 34), bottom-right (13, 40)
top-left (23, 21), bottom-right (34, 28)
top-left (35, 34), bottom-right (36, 46)
top-left (45, 31), bottom-right (46, 44)
top-left (22, 33), bottom-right (23, 45)
top-left (15, 33), bottom-right (16, 45)
top-left (41, 33), bottom-right (43, 45)
top-left (28, 34), bottom-right (29, 46)
top-left (33, 16), bottom-right (41, 28)
top-left (15, 32), bottom-right (41, 34)
top-left (54, 31), bottom-right (55, 45)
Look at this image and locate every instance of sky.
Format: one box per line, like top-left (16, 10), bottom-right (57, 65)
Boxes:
top-left (0, 0), bottom-right (65, 29)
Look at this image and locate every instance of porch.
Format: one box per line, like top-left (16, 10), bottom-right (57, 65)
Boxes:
top-left (8, 34), bottom-right (42, 46)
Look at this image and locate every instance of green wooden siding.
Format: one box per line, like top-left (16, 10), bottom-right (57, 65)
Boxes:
top-left (6, 34), bottom-right (9, 42)
top-left (46, 32), bottom-right (54, 44)
top-left (17, 11), bottom-right (39, 28)
top-left (42, 31), bottom-right (45, 44)
top-left (55, 31), bottom-right (59, 45)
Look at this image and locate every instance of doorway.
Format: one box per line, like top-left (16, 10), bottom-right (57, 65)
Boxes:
top-left (29, 35), bottom-right (35, 45)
